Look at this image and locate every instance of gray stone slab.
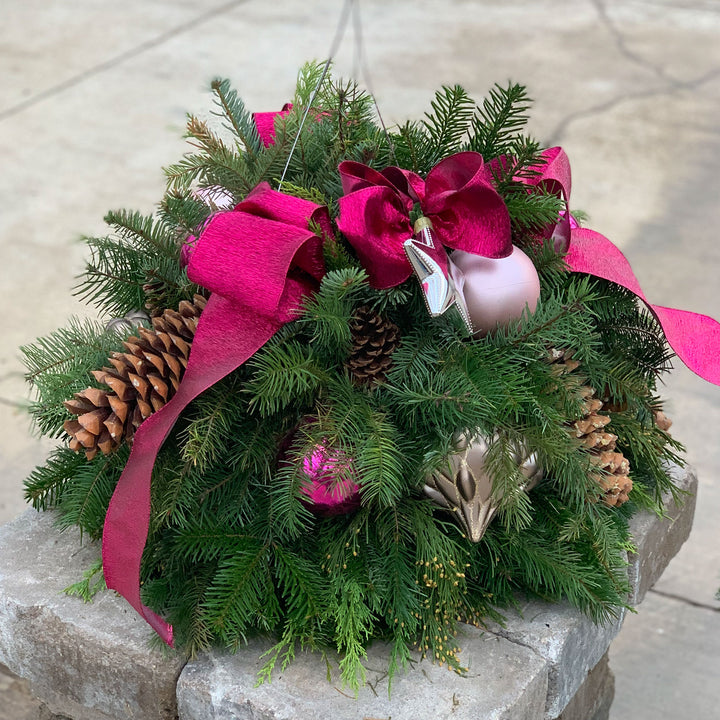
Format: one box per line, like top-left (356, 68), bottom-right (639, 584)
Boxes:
top-left (626, 464), bottom-right (698, 605)
top-left (486, 601), bottom-right (625, 720)
top-left (557, 652), bottom-right (614, 720)
top-left (0, 510), bottom-right (186, 720)
top-left (176, 629), bottom-right (549, 720)
top-left (0, 662), bottom-right (44, 720)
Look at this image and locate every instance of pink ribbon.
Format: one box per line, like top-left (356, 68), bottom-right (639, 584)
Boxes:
top-left (532, 147), bottom-right (720, 385)
top-left (336, 152), bottom-right (513, 289)
top-left (252, 103), bottom-right (293, 147)
top-left (101, 182), bottom-right (329, 645)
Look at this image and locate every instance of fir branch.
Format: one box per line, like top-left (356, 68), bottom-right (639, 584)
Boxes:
top-left (421, 85), bottom-right (475, 168)
top-left (203, 541), bottom-right (278, 641)
top-left (24, 446), bottom-right (87, 510)
top-left (503, 187), bottom-right (565, 235)
top-left (74, 235), bottom-right (148, 316)
top-left (354, 411), bottom-right (406, 508)
top-left (158, 191), bottom-right (212, 237)
top-left (468, 82), bottom-right (533, 159)
top-left (389, 121), bottom-right (429, 175)
top-left (210, 77), bottom-right (263, 159)
top-left (245, 340), bottom-right (329, 417)
top-left (21, 318), bottom-right (125, 437)
top-left (273, 545), bottom-right (327, 624)
top-left (165, 116), bottom-right (255, 195)
top-left (55, 448), bottom-right (128, 539)
top-left (298, 268), bottom-right (368, 357)
top-left (172, 520), bottom-right (261, 565)
top-left (103, 209), bottom-right (178, 257)
top-left (181, 388), bottom-right (243, 473)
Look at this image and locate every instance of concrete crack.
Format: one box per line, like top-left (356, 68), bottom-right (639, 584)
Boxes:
top-left (0, 0), bottom-right (250, 122)
top-left (649, 587), bottom-right (720, 612)
top-left (548, 0), bottom-right (720, 145)
top-left (546, 63), bottom-right (720, 146)
top-left (546, 85), bottom-right (668, 146)
top-left (482, 626), bottom-right (547, 663)
top-left (590, 0), bottom-right (682, 87)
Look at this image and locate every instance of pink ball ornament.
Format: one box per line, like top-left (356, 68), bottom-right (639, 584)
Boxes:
top-left (299, 444), bottom-right (361, 517)
top-left (450, 246), bottom-right (541, 336)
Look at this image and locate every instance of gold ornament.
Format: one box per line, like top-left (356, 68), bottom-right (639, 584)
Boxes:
top-left (423, 434), bottom-right (542, 542)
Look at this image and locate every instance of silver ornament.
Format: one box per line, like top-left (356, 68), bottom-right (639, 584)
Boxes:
top-left (403, 217), bottom-right (474, 334)
top-left (423, 434), bottom-right (542, 543)
top-left (105, 310), bottom-right (150, 334)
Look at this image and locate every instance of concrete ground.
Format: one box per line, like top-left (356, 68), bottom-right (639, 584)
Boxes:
top-left (1, 1), bottom-right (719, 717)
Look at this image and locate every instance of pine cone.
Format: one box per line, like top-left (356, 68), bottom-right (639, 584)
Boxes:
top-left (653, 408), bottom-right (673, 432)
top-left (592, 450), bottom-right (632, 507)
top-left (549, 348), bottom-right (633, 507)
top-left (347, 306), bottom-right (400, 387)
top-left (547, 347), bottom-right (581, 376)
top-left (63, 295), bottom-right (206, 460)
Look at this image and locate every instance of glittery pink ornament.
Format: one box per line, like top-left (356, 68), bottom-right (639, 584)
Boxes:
top-left (450, 246), bottom-right (540, 336)
top-left (300, 444), bottom-right (361, 516)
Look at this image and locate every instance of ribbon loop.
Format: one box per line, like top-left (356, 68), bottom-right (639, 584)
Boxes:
top-left (422, 152), bottom-right (512, 256)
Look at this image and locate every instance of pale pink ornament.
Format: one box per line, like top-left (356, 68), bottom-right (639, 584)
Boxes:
top-left (299, 444), bottom-right (361, 516)
top-left (450, 246), bottom-right (540, 336)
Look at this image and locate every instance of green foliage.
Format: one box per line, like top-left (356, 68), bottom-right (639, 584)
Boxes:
top-left (75, 209), bottom-right (196, 318)
top-left (21, 66), bottom-right (686, 692)
top-left (468, 82), bottom-right (534, 160)
top-left (64, 559), bottom-right (107, 602)
top-left (21, 318), bottom-right (127, 437)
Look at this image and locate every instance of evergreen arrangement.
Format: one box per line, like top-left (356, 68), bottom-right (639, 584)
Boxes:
top-left (22, 63), bottom-right (685, 689)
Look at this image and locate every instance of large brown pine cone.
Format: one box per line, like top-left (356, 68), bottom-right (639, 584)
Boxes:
top-left (63, 294), bottom-right (206, 460)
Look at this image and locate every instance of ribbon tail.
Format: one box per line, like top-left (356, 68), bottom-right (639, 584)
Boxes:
top-left (650, 305), bottom-right (720, 385)
top-left (101, 295), bottom-right (281, 645)
top-left (567, 228), bottom-right (720, 385)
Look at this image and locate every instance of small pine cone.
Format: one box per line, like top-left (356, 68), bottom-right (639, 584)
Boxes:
top-left (654, 408), bottom-right (673, 432)
top-left (547, 347), bottom-right (581, 376)
top-left (592, 450), bottom-right (632, 507)
top-left (141, 279), bottom-right (167, 317)
top-left (347, 306), bottom-right (400, 387)
top-left (63, 295), bottom-right (206, 460)
top-left (571, 386), bottom-right (618, 451)
top-left (551, 350), bottom-right (634, 507)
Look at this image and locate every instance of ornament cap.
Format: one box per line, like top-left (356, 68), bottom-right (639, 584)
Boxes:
top-left (413, 216), bottom-right (433, 233)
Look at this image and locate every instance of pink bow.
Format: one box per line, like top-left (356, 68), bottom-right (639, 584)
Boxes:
top-left (531, 147), bottom-right (720, 385)
top-left (336, 152), bottom-right (513, 289)
top-left (101, 182), bottom-right (329, 645)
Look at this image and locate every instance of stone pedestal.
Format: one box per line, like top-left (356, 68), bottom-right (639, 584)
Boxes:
top-left (0, 465), bottom-right (697, 720)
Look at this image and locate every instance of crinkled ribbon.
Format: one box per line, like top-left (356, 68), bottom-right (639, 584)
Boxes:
top-left (531, 147), bottom-right (720, 385)
top-left (336, 152), bottom-right (513, 288)
top-left (252, 103), bottom-right (293, 147)
top-left (101, 182), bottom-right (329, 645)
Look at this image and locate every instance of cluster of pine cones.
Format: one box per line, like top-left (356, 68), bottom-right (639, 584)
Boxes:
top-left (64, 299), bottom-right (669, 511)
top-left (549, 348), bottom-right (671, 507)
